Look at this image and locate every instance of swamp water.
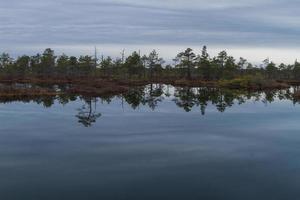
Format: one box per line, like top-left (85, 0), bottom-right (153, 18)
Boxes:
top-left (1, 84), bottom-right (300, 199)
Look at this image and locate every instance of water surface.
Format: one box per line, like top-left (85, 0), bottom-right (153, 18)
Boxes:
top-left (1, 85), bottom-right (300, 200)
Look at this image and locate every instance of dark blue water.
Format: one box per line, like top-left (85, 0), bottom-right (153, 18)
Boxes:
top-left (1, 85), bottom-right (300, 199)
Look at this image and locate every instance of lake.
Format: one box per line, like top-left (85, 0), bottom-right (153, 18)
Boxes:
top-left (1, 84), bottom-right (300, 200)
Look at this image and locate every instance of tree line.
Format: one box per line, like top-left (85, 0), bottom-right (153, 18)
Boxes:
top-left (1, 46), bottom-right (300, 80)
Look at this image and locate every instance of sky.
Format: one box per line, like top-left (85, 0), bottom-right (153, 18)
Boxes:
top-left (1, 0), bottom-right (300, 63)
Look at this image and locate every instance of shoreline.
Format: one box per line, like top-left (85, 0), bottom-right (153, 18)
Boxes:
top-left (0, 76), bottom-right (297, 98)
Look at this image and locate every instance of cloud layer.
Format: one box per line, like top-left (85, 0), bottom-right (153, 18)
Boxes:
top-left (1, 0), bottom-right (300, 62)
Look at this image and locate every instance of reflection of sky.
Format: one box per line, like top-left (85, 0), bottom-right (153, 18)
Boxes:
top-left (2, 0), bottom-right (300, 63)
top-left (1, 95), bottom-right (300, 199)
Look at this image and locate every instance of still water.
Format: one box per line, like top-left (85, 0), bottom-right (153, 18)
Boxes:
top-left (1, 84), bottom-right (300, 199)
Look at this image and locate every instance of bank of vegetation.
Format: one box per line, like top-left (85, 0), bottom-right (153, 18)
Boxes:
top-left (0, 46), bottom-right (299, 96)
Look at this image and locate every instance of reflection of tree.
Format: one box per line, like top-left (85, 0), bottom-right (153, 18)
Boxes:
top-left (278, 89), bottom-right (290, 101)
top-left (263, 90), bottom-right (276, 104)
top-left (121, 84), bottom-right (164, 110)
top-left (196, 88), bottom-right (210, 115)
top-left (173, 87), bottom-right (271, 114)
top-left (123, 88), bottom-right (145, 109)
top-left (165, 85), bottom-right (171, 97)
top-left (173, 87), bottom-right (197, 112)
top-left (57, 94), bottom-right (77, 105)
top-left (215, 91), bottom-right (235, 113)
top-left (261, 91), bottom-right (276, 105)
top-left (142, 84), bottom-right (164, 110)
top-left (173, 87), bottom-right (239, 113)
top-left (1, 83), bottom-right (300, 122)
top-left (36, 96), bottom-right (55, 108)
top-left (99, 95), bottom-right (113, 104)
top-left (76, 97), bottom-right (101, 127)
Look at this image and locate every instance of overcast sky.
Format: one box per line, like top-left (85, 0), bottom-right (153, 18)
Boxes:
top-left (1, 0), bottom-right (300, 63)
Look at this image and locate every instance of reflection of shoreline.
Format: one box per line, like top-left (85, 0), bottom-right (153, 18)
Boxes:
top-left (0, 80), bottom-right (128, 99)
top-left (0, 84), bottom-right (298, 126)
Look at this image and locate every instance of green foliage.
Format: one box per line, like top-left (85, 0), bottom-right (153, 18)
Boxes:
top-left (0, 46), bottom-right (298, 84)
top-left (176, 48), bottom-right (197, 79)
top-left (265, 61), bottom-right (277, 79)
top-left (0, 53), bottom-right (13, 69)
top-left (41, 48), bottom-right (56, 74)
top-left (79, 55), bottom-right (95, 74)
top-left (146, 50), bottom-right (164, 79)
top-left (219, 75), bottom-right (285, 89)
top-left (124, 51), bottom-right (143, 77)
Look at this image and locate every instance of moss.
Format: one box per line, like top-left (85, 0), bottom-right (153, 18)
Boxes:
top-left (218, 75), bottom-right (289, 90)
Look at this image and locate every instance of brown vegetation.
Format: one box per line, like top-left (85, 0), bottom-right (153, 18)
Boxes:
top-left (0, 87), bottom-right (59, 98)
top-left (0, 75), bottom-right (296, 98)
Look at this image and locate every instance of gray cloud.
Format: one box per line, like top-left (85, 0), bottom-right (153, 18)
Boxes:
top-left (1, 0), bottom-right (300, 62)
